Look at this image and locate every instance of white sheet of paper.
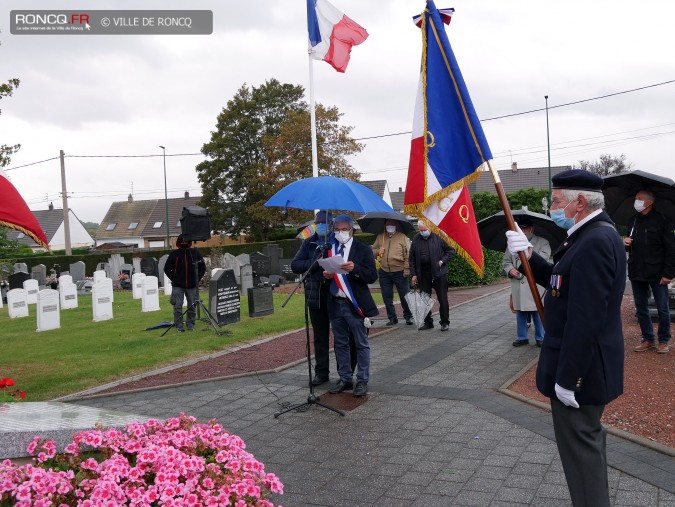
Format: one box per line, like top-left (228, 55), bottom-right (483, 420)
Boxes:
top-left (318, 256), bottom-right (348, 274)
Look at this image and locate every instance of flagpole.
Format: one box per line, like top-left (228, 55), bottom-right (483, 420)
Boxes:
top-left (486, 160), bottom-right (545, 323)
top-left (308, 49), bottom-right (319, 178)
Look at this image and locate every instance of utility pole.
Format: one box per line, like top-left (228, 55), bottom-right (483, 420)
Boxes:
top-left (60, 149), bottom-right (72, 255)
top-left (545, 96), bottom-right (552, 198)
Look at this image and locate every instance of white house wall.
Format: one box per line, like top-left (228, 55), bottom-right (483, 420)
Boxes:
top-left (49, 210), bottom-right (95, 250)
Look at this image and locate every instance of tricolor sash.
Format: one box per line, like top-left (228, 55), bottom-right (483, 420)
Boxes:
top-left (328, 242), bottom-right (366, 318)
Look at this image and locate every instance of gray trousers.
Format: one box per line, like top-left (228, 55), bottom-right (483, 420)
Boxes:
top-left (550, 398), bottom-right (609, 507)
top-left (171, 286), bottom-right (197, 330)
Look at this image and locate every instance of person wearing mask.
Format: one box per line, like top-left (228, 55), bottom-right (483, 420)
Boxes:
top-left (409, 221), bottom-right (454, 331)
top-left (506, 169), bottom-right (625, 507)
top-left (503, 216), bottom-right (551, 347)
top-left (372, 219), bottom-right (413, 326)
top-left (324, 215), bottom-right (378, 397)
top-left (163, 234), bottom-right (206, 332)
top-left (625, 190), bottom-right (674, 354)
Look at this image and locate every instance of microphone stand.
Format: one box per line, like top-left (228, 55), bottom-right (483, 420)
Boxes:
top-left (275, 243), bottom-right (344, 418)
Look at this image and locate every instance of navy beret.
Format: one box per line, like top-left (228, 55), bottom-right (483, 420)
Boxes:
top-left (551, 169), bottom-right (603, 192)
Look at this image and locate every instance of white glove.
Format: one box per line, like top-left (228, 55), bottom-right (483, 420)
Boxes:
top-left (506, 224), bottom-right (533, 257)
top-left (555, 383), bottom-right (579, 408)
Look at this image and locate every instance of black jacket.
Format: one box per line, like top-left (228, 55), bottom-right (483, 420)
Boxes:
top-left (409, 232), bottom-right (454, 281)
top-left (627, 210), bottom-right (675, 282)
top-left (528, 212), bottom-right (625, 405)
top-left (163, 246), bottom-right (206, 288)
top-left (291, 234), bottom-right (331, 310)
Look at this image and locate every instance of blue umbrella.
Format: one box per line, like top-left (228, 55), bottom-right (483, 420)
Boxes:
top-left (264, 176), bottom-right (395, 213)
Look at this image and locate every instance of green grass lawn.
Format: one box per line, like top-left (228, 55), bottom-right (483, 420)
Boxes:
top-left (2, 289), bottom-right (384, 401)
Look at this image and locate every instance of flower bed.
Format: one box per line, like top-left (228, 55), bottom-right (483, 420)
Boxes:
top-left (0, 413), bottom-right (283, 506)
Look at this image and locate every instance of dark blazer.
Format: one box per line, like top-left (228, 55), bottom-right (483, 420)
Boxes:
top-left (164, 246), bottom-right (206, 289)
top-left (627, 210), bottom-right (675, 282)
top-left (329, 238), bottom-right (379, 318)
top-left (527, 211), bottom-right (626, 406)
top-left (409, 232), bottom-right (455, 281)
top-left (291, 233), bottom-right (331, 309)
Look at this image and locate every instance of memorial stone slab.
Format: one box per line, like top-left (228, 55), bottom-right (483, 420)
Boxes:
top-left (158, 255), bottom-right (169, 286)
top-left (250, 252), bottom-right (271, 277)
top-left (240, 264), bottom-right (253, 294)
top-left (131, 273), bottom-right (146, 300)
top-left (23, 279), bottom-right (39, 305)
top-left (103, 263), bottom-right (113, 280)
top-left (211, 268), bottom-right (224, 278)
top-left (163, 274), bottom-right (172, 296)
top-left (96, 262), bottom-right (106, 273)
top-left (108, 254), bottom-right (124, 279)
top-left (69, 261), bottom-right (86, 282)
top-left (58, 275), bottom-right (73, 287)
top-left (7, 289), bottom-right (29, 319)
top-left (209, 269), bottom-right (240, 326)
top-left (31, 264), bottom-right (47, 286)
top-left (235, 253), bottom-right (250, 268)
top-left (37, 289), bottom-right (60, 332)
top-left (132, 257), bottom-right (142, 275)
top-left (92, 278), bottom-right (114, 322)
top-left (247, 286), bottom-right (274, 317)
top-left (13, 263), bottom-right (28, 274)
top-left (93, 270), bottom-right (106, 283)
top-left (280, 259), bottom-right (295, 281)
top-left (8, 271), bottom-right (30, 290)
top-left (59, 280), bottom-right (78, 310)
top-left (140, 257), bottom-right (159, 279)
top-left (269, 275), bottom-right (282, 287)
top-left (120, 263), bottom-right (133, 290)
top-left (76, 280), bottom-right (93, 295)
top-left (141, 276), bottom-right (160, 312)
top-left (262, 244), bottom-right (282, 275)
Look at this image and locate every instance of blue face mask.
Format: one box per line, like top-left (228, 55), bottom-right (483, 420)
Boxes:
top-left (315, 223), bottom-right (329, 237)
top-left (550, 200), bottom-right (577, 230)
top-left (420, 230), bottom-right (431, 238)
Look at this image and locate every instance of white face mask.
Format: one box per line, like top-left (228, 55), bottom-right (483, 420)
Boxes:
top-left (634, 200), bottom-right (646, 213)
top-left (336, 230), bottom-right (351, 245)
top-left (385, 225), bottom-right (396, 234)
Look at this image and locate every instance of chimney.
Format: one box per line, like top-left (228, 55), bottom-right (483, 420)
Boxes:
top-left (128, 194), bottom-right (133, 203)
top-left (511, 162), bottom-right (518, 172)
top-left (184, 191), bottom-right (189, 198)
top-left (48, 202), bottom-right (54, 211)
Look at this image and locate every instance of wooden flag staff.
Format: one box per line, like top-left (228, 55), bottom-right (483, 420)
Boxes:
top-left (486, 160), bottom-right (545, 323)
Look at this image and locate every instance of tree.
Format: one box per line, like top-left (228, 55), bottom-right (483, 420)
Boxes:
top-left (507, 188), bottom-right (551, 215)
top-left (196, 79), bottom-right (363, 241)
top-left (471, 192), bottom-right (502, 221)
top-left (575, 153), bottom-right (632, 177)
top-left (0, 78), bottom-right (21, 168)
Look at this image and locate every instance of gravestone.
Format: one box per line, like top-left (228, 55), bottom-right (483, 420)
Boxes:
top-left (92, 278), bottom-right (114, 322)
top-left (240, 264), bottom-right (253, 294)
top-left (103, 263), bottom-right (113, 280)
top-left (7, 289), bottom-right (29, 319)
top-left (76, 280), bottom-right (93, 295)
top-left (8, 271), bottom-right (30, 290)
top-left (140, 257), bottom-right (159, 279)
top-left (13, 263), bottom-right (28, 274)
top-left (163, 274), bottom-right (172, 296)
top-left (96, 262), bottom-right (106, 273)
top-left (280, 259), bottom-right (295, 281)
top-left (269, 275), bottom-right (282, 287)
top-left (108, 254), bottom-right (124, 279)
top-left (23, 279), bottom-right (39, 305)
top-left (209, 269), bottom-right (240, 326)
top-left (120, 263), bottom-right (133, 290)
top-left (69, 261), bottom-right (86, 282)
top-left (132, 257), bottom-right (142, 275)
top-left (59, 279), bottom-right (78, 310)
top-left (120, 263), bottom-right (134, 275)
top-left (93, 270), bottom-right (107, 283)
top-left (211, 268), bottom-right (224, 278)
top-left (141, 276), bottom-right (160, 312)
top-left (262, 244), bottom-right (283, 276)
top-left (250, 252), bottom-right (271, 277)
top-left (236, 253), bottom-right (250, 269)
top-left (158, 254), bottom-right (169, 286)
top-left (36, 289), bottom-right (60, 332)
top-left (131, 273), bottom-right (146, 300)
top-left (247, 286), bottom-right (274, 317)
top-left (31, 264), bottom-right (47, 286)
top-left (58, 274), bottom-right (73, 287)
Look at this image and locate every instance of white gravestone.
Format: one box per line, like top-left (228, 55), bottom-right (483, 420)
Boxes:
top-left (36, 289), bottom-right (60, 332)
top-left (7, 289), bottom-right (29, 319)
top-left (23, 279), bottom-right (39, 305)
top-left (141, 276), bottom-right (160, 312)
top-left (163, 274), bottom-right (172, 296)
top-left (58, 274), bottom-right (73, 287)
top-left (132, 273), bottom-right (146, 300)
top-left (93, 270), bottom-right (106, 283)
top-left (59, 279), bottom-right (78, 310)
top-left (92, 278), bottom-right (114, 322)
top-left (211, 268), bottom-right (224, 277)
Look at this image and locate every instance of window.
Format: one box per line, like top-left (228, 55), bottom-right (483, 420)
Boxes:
top-left (128, 222), bottom-right (138, 230)
top-left (106, 223), bottom-right (116, 231)
top-left (153, 221), bottom-right (163, 229)
top-left (16, 233), bottom-right (25, 239)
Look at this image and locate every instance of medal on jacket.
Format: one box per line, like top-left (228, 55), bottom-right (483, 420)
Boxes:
top-left (550, 275), bottom-right (562, 297)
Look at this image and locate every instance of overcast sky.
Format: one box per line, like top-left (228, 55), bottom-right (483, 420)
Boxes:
top-left (3, 0), bottom-right (675, 223)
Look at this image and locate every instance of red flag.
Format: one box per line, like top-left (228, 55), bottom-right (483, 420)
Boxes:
top-left (0, 168), bottom-right (49, 249)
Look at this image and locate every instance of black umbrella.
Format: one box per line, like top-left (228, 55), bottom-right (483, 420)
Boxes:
top-left (478, 208), bottom-right (567, 253)
top-left (356, 211), bottom-right (415, 235)
top-left (602, 170), bottom-right (675, 227)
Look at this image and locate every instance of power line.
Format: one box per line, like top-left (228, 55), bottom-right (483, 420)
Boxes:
top-left (4, 156), bottom-right (59, 171)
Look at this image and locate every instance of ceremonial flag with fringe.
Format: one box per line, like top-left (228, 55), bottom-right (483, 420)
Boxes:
top-left (404, 2), bottom-right (490, 276)
top-left (0, 168), bottom-right (49, 249)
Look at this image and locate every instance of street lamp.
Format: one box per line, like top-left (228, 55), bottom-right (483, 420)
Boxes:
top-left (545, 95), bottom-right (552, 198)
top-left (159, 146), bottom-right (170, 248)
top-left (541, 196), bottom-right (549, 216)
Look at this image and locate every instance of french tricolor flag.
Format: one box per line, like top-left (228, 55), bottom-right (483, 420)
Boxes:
top-left (307, 0), bottom-right (369, 73)
top-left (0, 168), bottom-right (49, 249)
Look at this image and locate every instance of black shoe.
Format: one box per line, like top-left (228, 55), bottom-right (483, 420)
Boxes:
top-left (311, 376), bottom-right (329, 387)
top-left (176, 328), bottom-right (185, 333)
top-left (353, 382), bottom-right (368, 397)
top-left (419, 322), bottom-right (434, 331)
top-left (328, 379), bottom-right (353, 393)
top-left (512, 340), bottom-right (529, 347)
top-left (440, 324), bottom-right (449, 331)
top-left (535, 340), bottom-right (543, 348)
top-left (405, 317), bottom-right (414, 325)
top-left (385, 318), bottom-right (398, 326)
